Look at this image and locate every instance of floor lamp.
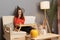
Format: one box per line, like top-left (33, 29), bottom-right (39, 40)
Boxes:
top-left (40, 1), bottom-right (51, 33)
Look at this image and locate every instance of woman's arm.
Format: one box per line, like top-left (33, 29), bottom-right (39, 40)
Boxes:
top-left (21, 18), bottom-right (25, 24)
top-left (13, 17), bottom-right (19, 28)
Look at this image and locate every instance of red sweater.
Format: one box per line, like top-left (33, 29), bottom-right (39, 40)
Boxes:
top-left (13, 16), bottom-right (25, 26)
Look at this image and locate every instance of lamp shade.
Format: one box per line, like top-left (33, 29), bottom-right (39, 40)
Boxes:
top-left (40, 1), bottom-right (50, 9)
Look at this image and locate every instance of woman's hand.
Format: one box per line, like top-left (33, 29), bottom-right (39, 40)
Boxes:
top-left (14, 28), bottom-right (18, 32)
top-left (16, 24), bottom-right (20, 26)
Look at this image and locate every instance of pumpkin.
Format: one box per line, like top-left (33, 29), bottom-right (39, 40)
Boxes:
top-left (30, 29), bottom-right (38, 38)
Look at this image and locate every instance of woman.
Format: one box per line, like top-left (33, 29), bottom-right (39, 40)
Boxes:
top-left (13, 6), bottom-right (25, 29)
top-left (13, 6), bottom-right (34, 34)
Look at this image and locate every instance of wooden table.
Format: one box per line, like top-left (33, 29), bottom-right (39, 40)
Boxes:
top-left (31, 33), bottom-right (60, 40)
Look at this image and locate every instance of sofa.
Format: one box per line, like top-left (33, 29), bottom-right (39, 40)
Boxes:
top-left (2, 16), bottom-right (36, 40)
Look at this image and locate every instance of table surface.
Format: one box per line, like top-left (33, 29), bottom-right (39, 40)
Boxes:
top-left (31, 33), bottom-right (60, 40)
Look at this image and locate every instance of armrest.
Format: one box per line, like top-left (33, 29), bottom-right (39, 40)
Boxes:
top-left (5, 28), bottom-right (10, 33)
top-left (3, 26), bottom-right (10, 33)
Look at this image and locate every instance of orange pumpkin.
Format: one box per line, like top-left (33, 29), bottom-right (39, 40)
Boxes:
top-left (30, 29), bottom-right (38, 38)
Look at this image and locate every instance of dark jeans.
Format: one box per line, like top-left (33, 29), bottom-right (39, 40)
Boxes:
top-left (17, 26), bottom-right (34, 34)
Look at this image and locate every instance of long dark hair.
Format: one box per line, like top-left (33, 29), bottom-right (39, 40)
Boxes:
top-left (15, 6), bottom-right (24, 19)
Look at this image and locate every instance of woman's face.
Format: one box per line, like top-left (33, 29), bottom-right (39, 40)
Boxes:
top-left (18, 10), bottom-right (22, 15)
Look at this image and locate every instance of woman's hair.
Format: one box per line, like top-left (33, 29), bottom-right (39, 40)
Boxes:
top-left (15, 6), bottom-right (24, 19)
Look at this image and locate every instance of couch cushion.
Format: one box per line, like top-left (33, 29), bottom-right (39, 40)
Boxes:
top-left (11, 31), bottom-right (26, 35)
top-left (2, 16), bottom-right (36, 25)
top-left (2, 16), bottom-right (14, 25)
top-left (24, 16), bottom-right (36, 24)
